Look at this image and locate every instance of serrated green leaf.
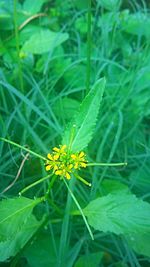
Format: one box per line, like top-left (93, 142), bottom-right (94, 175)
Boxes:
top-left (84, 193), bottom-right (150, 236)
top-left (21, 29), bottom-right (69, 54)
top-left (0, 213), bottom-right (42, 261)
top-left (62, 78), bottom-right (106, 151)
top-left (0, 197), bottom-right (41, 239)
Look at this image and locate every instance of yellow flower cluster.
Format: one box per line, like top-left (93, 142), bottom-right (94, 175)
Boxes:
top-left (45, 145), bottom-right (87, 180)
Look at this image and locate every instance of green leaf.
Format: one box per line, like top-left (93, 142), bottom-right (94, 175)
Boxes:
top-left (74, 252), bottom-right (103, 267)
top-left (62, 78), bottom-right (106, 151)
top-left (0, 214), bottom-right (42, 261)
top-left (21, 29), bottom-right (69, 54)
top-left (24, 233), bottom-right (84, 267)
top-left (23, 233), bottom-right (57, 267)
top-left (97, 0), bottom-right (122, 11)
top-left (84, 193), bottom-right (150, 236)
top-left (121, 11), bottom-right (150, 37)
top-left (126, 232), bottom-right (150, 258)
top-left (23, 0), bottom-right (48, 14)
top-left (54, 97), bottom-right (80, 121)
top-left (0, 197), bottom-right (43, 261)
top-left (130, 166), bottom-right (150, 194)
top-left (100, 179), bottom-right (130, 196)
top-left (0, 197), bottom-right (41, 239)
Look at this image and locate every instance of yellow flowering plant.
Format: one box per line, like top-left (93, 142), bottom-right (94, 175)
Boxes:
top-left (0, 78), bottom-right (127, 242)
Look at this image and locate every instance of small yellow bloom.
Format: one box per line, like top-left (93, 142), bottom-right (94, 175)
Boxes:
top-left (68, 164), bottom-right (73, 170)
top-left (71, 154), bottom-right (77, 160)
top-left (45, 165), bottom-right (52, 171)
top-left (45, 145), bottom-right (87, 180)
top-left (79, 151), bottom-right (85, 158)
top-left (71, 152), bottom-right (87, 169)
top-left (53, 154), bottom-right (59, 160)
top-left (80, 162), bottom-right (87, 168)
top-left (47, 153), bottom-right (53, 160)
top-left (53, 145), bottom-right (66, 154)
top-left (74, 162), bottom-right (79, 169)
top-left (65, 172), bottom-right (71, 180)
top-left (55, 167), bottom-right (71, 180)
top-left (55, 170), bottom-right (63, 176)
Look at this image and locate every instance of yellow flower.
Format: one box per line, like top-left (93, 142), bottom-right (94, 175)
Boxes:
top-left (71, 151), bottom-right (87, 169)
top-left (45, 153), bottom-right (59, 172)
top-left (53, 145), bottom-right (66, 156)
top-left (45, 164), bottom-right (52, 171)
top-left (45, 145), bottom-right (87, 180)
top-left (55, 164), bottom-right (73, 180)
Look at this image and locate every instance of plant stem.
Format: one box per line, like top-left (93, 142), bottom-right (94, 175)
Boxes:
top-left (87, 162), bottom-right (127, 167)
top-left (19, 174), bottom-right (52, 195)
top-left (13, 0), bottom-right (24, 93)
top-left (63, 178), bottom-right (94, 240)
top-left (86, 0), bottom-right (92, 94)
top-left (0, 137), bottom-right (47, 160)
top-left (45, 174), bottom-right (57, 198)
top-left (73, 172), bottom-right (91, 187)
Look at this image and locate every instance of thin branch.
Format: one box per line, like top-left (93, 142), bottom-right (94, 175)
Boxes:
top-left (1, 152), bottom-right (29, 194)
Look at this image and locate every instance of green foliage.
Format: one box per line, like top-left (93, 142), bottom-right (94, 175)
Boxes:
top-left (84, 192), bottom-right (150, 235)
top-left (0, 197), bottom-right (43, 261)
top-left (121, 11), bottom-right (150, 37)
top-left (21, 30), bottom-right (69, 55)
top-left (84, 192), bottom-right (150, 255)
top-left (100, 179), bottom-right (130, 196)
top-left (23, 0), bottom-right (48, 14)
top-left (126, 232), bottom-right (150, 258)
top-left (62, 78), bottom-right (106, 151)
top-left (54, 97), bottom-right (80, 121)
top-left (74, 252), bottom-right (103, 267)
top-left (23, 233), bottom-right (57, 267)
top-left (97, 0), bottom-right (122, 10)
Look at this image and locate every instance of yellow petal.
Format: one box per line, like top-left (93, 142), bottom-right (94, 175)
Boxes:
top-left (80, 162), bottom-right (87, 168)
top-left (46, 165), bottom-right (52, 171)
top-left (47, 153), bottom-right (53, 160)
top-left (53, 147), bottom-right (60, 152)
top-left (68, 164), bottom-right (73, 170)
top-left (55, 170), bottom-right (63, 176)
top-left (79, 151), bottom-right (85, 158)
top-left (54, 154), bottom-right (59, 160)
top-left (66, 172), bottom-right (71, 180)
top-left (61, 145), bottom-right (67, 151)
top-left (71, 154), bottom-right (76, 160)
top-left (74, 162), bottom-right (79, 169)
top-left (54, 165), bottom-right (58, 170)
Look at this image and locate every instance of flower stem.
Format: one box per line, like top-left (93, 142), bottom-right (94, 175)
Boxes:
top-left (63, 178), bottom-right (94, 240)
top-left (86, 0), bottom-right (92, 94)
top-left (87, 162), bottom-right (127, 167)
top-left (73, 173), bottom-right (91, 187)
top-left (45, 174), bottom-right (57, 198)
top-left (0, 137), bottom-right (47, 161)
top-left (19, 174), bottom-right (52, 195)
